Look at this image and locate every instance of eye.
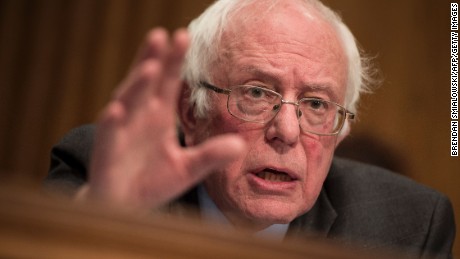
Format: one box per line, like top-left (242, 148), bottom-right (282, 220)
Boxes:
top-left (309, 99), bottom-right (326, 110)
top-left (247, 87), bottom-right (265, 98)
top-left (237, 85), bottom-right (280, 104)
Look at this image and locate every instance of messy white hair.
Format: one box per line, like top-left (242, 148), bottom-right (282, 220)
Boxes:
top-left (182, 0), bottom-right (375, 129)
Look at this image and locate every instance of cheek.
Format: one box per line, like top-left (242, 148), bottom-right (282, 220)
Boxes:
top-left (301, 135), bottom-right (337, 197)
top-left (197, 100), bottom-right (250, 177)
top-left (205, 98), bottom-right (265, 141)
top-left (303, 135), bottom-right (336, 160)
top-left (189, 97), bottom-right (236, 144)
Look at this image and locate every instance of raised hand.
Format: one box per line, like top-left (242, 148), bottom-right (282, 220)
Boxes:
top-left (77, 28), bottom-right (246, 208)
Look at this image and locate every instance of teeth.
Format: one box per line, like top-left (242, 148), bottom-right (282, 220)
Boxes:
top-left (256, 171), bottom-right (292, 182)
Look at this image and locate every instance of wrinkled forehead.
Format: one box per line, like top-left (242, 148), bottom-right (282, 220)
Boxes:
top-left (227, 0), bottom-right (327, 27)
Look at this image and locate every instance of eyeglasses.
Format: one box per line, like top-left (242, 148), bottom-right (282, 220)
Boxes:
top-left (200, 82), bottom-right (355, 136)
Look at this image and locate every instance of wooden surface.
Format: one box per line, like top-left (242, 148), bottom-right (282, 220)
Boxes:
top-left (0, 185), bottom-right (397, 259)
top-left (0, 0), bottom-right (458, 254)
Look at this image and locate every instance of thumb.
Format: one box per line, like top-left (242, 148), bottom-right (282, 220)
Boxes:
top-left (185, 135), bottom-right (247, 181)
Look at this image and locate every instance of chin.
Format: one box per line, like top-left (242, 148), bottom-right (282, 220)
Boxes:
top-left (241, 199), bottom-right (308, 226)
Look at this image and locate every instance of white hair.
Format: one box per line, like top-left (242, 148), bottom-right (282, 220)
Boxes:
top-left (182, 0), bottom-right (376, 128)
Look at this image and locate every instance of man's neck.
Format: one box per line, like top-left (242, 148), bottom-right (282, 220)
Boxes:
top-left (197, 185), bottom-right (289, 239)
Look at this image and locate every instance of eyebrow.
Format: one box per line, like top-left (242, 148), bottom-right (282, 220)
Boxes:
top-left (302, 83), bottom-right (340, 102)
top-left (240, 66), bottom-right (280, 84)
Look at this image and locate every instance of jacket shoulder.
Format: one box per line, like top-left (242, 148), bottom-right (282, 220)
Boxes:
top-left (327, 157), bottom-right (439, 199)
top-left (325, 157), bottom-right (455, 257)
top-left (44, 124), bottom-right (95, 195)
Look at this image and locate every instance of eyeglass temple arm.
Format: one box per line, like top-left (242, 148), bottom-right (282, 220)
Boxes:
top-left (338, 109), bottom-right (355, 120)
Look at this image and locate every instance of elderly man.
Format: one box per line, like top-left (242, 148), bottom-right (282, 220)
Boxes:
top-left (46, 0), bottom-right (455, 257)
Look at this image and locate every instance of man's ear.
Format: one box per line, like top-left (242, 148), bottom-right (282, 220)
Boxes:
top-left (178, 82), bottom-right (197, 146)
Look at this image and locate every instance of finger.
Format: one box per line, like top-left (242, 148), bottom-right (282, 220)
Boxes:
top-left (131, 28), bottom-right (169, 68)
top-left (157, 28), bottom-right (189, 102)
top-left (97, 99), bottom-right (126, 127)
top-left (184, 134), bottom-right (247, 183)
top-left (116, 61), bottom-right (163, 113)
top-left (115, 28), bottom-right (169, 100)
top-left (114, 28), bottom-right (170, 100)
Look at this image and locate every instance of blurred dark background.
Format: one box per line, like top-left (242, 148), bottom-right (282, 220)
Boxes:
top-left (0, 0), bottom-right (458, 254)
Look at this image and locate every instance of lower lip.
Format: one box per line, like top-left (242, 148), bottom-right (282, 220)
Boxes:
top-left (247, 173), bottom-right (298, 193)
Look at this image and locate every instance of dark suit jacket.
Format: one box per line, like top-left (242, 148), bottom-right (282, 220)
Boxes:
top-left (45, 125), bottom-right (456, 258)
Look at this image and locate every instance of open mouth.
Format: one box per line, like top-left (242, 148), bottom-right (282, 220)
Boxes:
top-left (255, 169), bottom-right (295, 182)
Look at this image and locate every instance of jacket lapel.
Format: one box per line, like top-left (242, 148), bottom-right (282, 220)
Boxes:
top-left (287, 188), bottom-right (337, 239)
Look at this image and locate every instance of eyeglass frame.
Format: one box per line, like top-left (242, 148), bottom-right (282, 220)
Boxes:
top-left (199, 81), bottom-right (355, 136)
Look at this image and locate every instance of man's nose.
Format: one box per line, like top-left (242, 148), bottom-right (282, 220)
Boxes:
top-left (265, 101), bottom-right (300, 146)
